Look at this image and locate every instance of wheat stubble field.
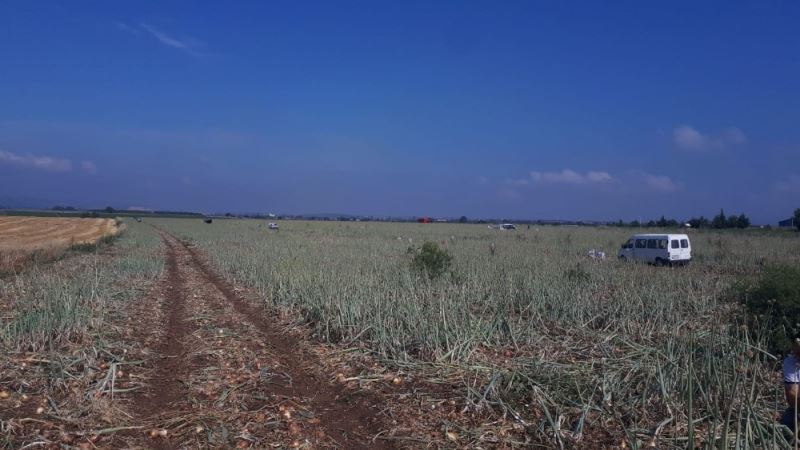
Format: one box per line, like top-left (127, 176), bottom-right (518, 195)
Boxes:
top-left (0, 217), bottom-right (120, 273)
top-left (1, 217), bottom-right (800, 449)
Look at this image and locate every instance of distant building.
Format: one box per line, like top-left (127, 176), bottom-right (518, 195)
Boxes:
top-left (779, 217), bottom-right (796, 228)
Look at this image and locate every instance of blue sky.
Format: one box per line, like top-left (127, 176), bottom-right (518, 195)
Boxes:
top-left (1, 1), bottom-right (799, 222)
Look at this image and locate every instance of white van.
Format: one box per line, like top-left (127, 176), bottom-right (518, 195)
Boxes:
top-left (618, 234), bottom-right (691, 266)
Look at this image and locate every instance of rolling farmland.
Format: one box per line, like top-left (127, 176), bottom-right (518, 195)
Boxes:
top-left (1, 217), bottom-right (800, 449)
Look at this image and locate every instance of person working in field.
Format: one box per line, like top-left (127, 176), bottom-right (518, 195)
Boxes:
top-left (782, 335), bottom-right (800, 431)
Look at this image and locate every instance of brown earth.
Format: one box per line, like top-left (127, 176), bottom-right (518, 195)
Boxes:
top-left (124, 230), bottom-right (394, 449)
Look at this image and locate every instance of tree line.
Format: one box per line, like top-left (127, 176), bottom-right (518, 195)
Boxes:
top-left (613, 209), bottom-right (751, 229)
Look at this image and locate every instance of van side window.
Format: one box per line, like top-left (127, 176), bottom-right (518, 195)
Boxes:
top-left (671, 240), bottom-right (679, 249)
top-left (624, 239), bottom-right (634, 249)
top-left (635, 239), bottom-right (646, 249)
top-left (680, 239), bottom-right (689, 248)
top-left (658, 239), bottom-right (667, 249)
top-left (647, 239), bottom-right (657, 249)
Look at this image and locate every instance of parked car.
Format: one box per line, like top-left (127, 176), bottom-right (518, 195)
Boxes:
top-left (618, 233), bottom-right (691, 266)
top-left (501, 223), bottom-right (516, 230)
top-left (268, 222), bottom-right (279, 230)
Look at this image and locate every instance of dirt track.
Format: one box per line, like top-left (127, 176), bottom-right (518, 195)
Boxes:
top-left (130, 230), bottom-right (392, 448)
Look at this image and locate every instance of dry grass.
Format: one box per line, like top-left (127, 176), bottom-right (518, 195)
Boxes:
top-left (154, 219), bottom-right (800, 448)
top-left (0, 217), bottom-right (121, 273)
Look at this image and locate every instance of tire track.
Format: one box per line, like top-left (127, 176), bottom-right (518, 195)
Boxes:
top-left (130, 234), bottom-right (196, 449)
top-left (131, 229), bottom-right (393, 448)
top-left (165, 231), bottom-right (393, 449)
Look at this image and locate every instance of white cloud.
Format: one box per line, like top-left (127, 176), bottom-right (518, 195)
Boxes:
top-left (586, 171), bottom-right (613, 182)
top-left (139, 23), bottom-right (202, 56)
top-left (81, 160), bottom-right (97, 174)
top-left (673, 125), bottom-right (747, 151)
top-left (774, 175), bottom-right (800, 194)
top-left (116, 21), bottom-right (203, 56)
top-left (643, 173), bottom-right (680, 192)
top-left (721, 127), bottom-right (747, 145)
top-left (530, 169), bottom-right (614, 185)
top-left (0, 150), bottom-right (72, 172)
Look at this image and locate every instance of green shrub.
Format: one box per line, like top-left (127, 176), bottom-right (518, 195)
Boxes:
top-left (739, 264), bottom-right (800, 353)
top-left (408, 242), bottom-right (453, 280)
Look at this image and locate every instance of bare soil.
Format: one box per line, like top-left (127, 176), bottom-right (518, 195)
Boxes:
top-left (125, 230), bottom-right (393, 448)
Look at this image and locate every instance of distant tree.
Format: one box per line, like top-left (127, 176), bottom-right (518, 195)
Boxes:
top-left (657, 215), bottom-right (668, 227)
top-left (630, 220), bottom-right (640, 227)
top-left (646, 220), bottom-right (657, 227)
top-left (726, 215), bottom-right (739, 228)
top-left (795, 208), bottom-right (800, 231)
top-left (459, 216), bottom-right (468, 223)
top-left (712, 209), bottom-right (727, 229)
top-left (688, 216), bottom-right (709, 228)
top-left (735, 214), bottom-right (751, 229)
top-left (225, 212), bottom-right (234, 217)
top-left (104, 206), bottom-right (114, 213)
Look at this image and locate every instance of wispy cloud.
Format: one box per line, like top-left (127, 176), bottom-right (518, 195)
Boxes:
top-left (502, 168), bottom-right (681, 194)
top-left (0, 150), bottom-right (72, 172)
top-left (117, 21), bottom-right (204, 56)
top-left (673, 125), bottom-right (747, 152)
top-left (530, 169), bottom-right (615, 185)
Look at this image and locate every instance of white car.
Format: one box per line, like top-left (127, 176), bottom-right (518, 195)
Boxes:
top-left (618, 233), bottom-right (691, 266)
top-left (268, 222), bottom-right (279, 230)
